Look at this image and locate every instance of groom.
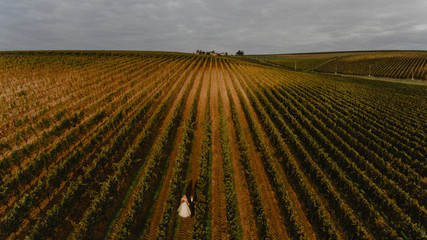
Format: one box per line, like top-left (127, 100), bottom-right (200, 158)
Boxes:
top-left (189, 195), bottom-right (195, 217)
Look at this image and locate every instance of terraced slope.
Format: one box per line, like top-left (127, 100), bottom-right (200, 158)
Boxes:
top-left (1, 51), bottom-right (426, 239)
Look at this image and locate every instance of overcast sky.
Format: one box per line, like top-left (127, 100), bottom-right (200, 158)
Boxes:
top-left (1, 0), bottom-right (426, 54)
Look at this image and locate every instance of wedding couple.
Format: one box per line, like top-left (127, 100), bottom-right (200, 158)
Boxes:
top-left (178, 195), bottom-right (195, 218)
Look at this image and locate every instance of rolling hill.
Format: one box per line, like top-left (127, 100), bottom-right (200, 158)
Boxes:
top-left (0, 51), bottom-right (426, 240)
top-left (248, 50), bottom-right (427, 81)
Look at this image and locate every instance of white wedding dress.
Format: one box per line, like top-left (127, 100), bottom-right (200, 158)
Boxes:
top-left (178, 198), bottom-right (191, 218)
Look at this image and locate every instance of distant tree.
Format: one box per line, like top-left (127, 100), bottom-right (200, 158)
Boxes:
top-left (236, 50), bottom-right (244, 56)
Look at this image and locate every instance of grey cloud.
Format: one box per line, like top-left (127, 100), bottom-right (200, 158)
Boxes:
top-left (0, 0), bottom-right (426, 54)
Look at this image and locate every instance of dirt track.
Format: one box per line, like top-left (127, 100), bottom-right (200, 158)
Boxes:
top-left (105, 59), bottom-right (201, 240)
top-left (223, 61), bottom-right (292, 239)
top-left (209, 60), bottom-right (230, 239)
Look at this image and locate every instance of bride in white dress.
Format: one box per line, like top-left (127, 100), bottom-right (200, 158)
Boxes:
top-left (178, 195), bottom-right (191, 218)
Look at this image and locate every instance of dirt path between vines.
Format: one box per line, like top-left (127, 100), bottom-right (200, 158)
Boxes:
top-left (265, 68), bottom-right (371, 240)
top-left (143, 62), bottom-right (204, 240)
top-left (6, 65), bottom-right (175, 240)
top-left (228, 63), bottom-right (319, 239)
top-left (106, 64), bottom-right (199, 240)
top-left (0, 58), bottom-right (169, 216)
top-left (209, 62), bottom-right (229, 240)
top-left (222, 61), bottom-right (291, 240)
top-left (173, 59), bottom-right (210, 240)
top-left (217, 62), bottom-right (260, 239)
top-left (8, 58), bottom-right (178, 240)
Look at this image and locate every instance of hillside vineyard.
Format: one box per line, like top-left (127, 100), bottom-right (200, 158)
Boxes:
top-left (316, 51), bottom-right (427, 79)
top-left (249, 51), bottom-right (427, 80)
top-left (0, 51), bottom-right (426, 240)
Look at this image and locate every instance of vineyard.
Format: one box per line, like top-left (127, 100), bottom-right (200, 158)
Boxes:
top-left (248, 51), bottom-right (427, 81)
top-left (0, 51), bottom-right (426, 240)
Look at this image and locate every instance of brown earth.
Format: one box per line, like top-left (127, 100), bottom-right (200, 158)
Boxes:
top-left (106, 62), bottom-right (199, 240)
top-left (173, 58), bottom-right (210, 239)
top-left (217, 61), bottom-right (259, 239)
top-left (223, 62), bottom-right (294, 239)
top-left (6, 58), bottom-right (184, 240)
top-left (209, 60), bottom-right (230, 240)
top-left (142, 61), bottom-right (204, 240)
top-left (3, 53), bottom-right (421, 240)
top-left (231, 64), bottom-right (322, 239)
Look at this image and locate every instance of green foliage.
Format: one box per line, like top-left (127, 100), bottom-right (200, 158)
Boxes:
top-left (192, 67), bottom-right (213, 240)
top-left (114, 57), bottom-right (200, 240)
top-left (218, 84), bottom-right (242, 240)
top-left (224, 77), bottom-right (272, 239)
top-left (156, 57), bottom-right (205, 240)
top-left (1, 51), bottom-right (425, 240)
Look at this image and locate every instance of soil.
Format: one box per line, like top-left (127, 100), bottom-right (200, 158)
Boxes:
top-left (209, 61), bottom-right (230, 240)
top-left (173, 59), bottom-right (210, 239)
top-left (6, 60), bottom-right (178, 239)
top-left (230, 64), bottom-right (320, 239)
top-left (222, 62), bottom-right (292, 239)
top-left (142, 63), bottom-right (204, 240)
top-left (4, 53), bottom-right (420, 240)
top-left (106, 61), bottom-right (199, 240)
top-left (217, 62), bottom-right (259, 239)
top-left (235, 64), bottom-right (365, 240)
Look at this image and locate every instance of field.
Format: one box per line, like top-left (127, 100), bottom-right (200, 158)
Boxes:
top-left (0, 51), bottom-right (426, 240)
top-left (248, 51), bottom-right (427, 80)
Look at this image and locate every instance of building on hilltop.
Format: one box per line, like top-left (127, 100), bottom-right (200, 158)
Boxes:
top-left (194, 50), bottom-right (228, 56)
